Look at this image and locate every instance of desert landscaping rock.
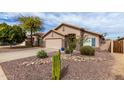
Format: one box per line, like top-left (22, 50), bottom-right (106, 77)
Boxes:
top-left (0, 51), bottom-right (117, 80)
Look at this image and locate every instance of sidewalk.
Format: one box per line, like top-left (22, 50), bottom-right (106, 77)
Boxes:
top-left (0, 66), bottom-right (7, 80)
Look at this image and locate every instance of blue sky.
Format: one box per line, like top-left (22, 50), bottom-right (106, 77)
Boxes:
top-left (0, 12), bottom-right (124, 39)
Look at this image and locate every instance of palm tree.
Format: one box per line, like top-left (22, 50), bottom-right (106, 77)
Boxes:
top-left (18, 16), bottom-right (42, 47)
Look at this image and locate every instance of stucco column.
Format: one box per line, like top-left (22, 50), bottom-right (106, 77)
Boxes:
top-left (111, 40), bottom-right (113, 53)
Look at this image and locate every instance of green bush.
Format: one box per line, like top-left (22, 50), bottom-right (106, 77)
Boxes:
top-left (69, 41), bottom-right (76, 50)
top-left (80, 46), bottom-right (95, 56)
top-left (37, 50), bottom-right (48, 58)
top-left (64, 48), bottom-right (72, 54)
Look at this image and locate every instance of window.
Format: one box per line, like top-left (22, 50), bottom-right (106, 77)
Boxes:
top-left (92, 38), bottom-right (96, 47)
top-left (83, 38), bottom-right (92, 46)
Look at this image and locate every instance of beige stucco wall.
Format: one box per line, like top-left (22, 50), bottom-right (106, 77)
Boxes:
top-left (83, 33), bottom-right (100, 47)
top-left (57, 25), bottom-right (100, 47)
top-left (43, 31), bottom-right (64, 40)
top-left (56, 25), bottom-right (81, 39)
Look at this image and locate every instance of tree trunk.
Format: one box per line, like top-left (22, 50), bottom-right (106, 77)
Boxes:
top-left (10, 45), bottom-right (12, 48)
top-left (10, 43), bottom-right (13, 48)
top-left (30, 28), bottom-right (33, 47)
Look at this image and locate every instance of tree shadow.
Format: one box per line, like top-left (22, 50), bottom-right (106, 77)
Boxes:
top-left (61, 65), bottom-right (69, 79)
top-left (115, 75), bottom-right (124, 80)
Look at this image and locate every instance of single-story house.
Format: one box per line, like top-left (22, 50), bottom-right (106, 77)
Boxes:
top-left (43, 23), bottom-right (104, 49)
top-left (26, 32), bottom-right (44, 47)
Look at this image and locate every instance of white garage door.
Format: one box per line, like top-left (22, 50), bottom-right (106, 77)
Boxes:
top-left (45, 39), bottom-right (62, 49)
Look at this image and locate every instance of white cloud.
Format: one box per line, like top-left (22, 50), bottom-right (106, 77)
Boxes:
top-left (0, 12), bottom-right (124, 39)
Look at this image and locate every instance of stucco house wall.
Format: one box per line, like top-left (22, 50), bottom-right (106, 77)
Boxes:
top-left (56, 25), bottom-right (100, 47)
top-left (43, 23), bottom-right (103, 49)
top-left (56, 25), bottom-right (81, 39)
top-left (84, 33), bottom-right (100, 47)
top-left (43, 31), bottom-right (65, 40)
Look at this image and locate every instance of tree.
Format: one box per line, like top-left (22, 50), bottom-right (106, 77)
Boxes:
top-left (10, 25), bottom-right (26, 45)
top-left (18, 16), bottom-right (42, 47)
top-left (78, 32), bottom-right (88, 47)
top-left (0, 23), bottom-right (11, 45)
top-left (0, 23), bottom-right (26, 47)
top-left (67, 34), bottom-right (76, 54)
top-left (102, 32), bottom-right (108, 38)
top-left (117, 36), bottom-right (120, 39)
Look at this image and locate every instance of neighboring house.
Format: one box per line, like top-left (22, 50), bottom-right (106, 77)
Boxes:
top-left (26, 32), bottom-right (44, 47)
top-left (118, 37), bottom-right (124, 41)
top-left (43, 23), bottom-right (104, 49)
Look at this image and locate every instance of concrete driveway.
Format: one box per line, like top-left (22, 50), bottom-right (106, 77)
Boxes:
top-left (0, 47), bottom-right (56, 63)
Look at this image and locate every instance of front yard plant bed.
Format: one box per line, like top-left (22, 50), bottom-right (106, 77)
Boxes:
top-left (0, 51), bottom-right (116, 80)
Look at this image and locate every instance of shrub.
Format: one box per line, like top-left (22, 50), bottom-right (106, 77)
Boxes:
top-left (37, 50), bottom-right (48, 58)
top-left (66, 34), bottom-right (77, 54)
top-left (80, 46), bottom-right (95, 56)
top-left (65, 48), bottom-right (71, 54)
top-left (69, 41), bottom-right (76, 50)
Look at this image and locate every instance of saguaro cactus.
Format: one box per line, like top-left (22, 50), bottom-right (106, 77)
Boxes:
top-left (52, 50), bottom-right (61, 80)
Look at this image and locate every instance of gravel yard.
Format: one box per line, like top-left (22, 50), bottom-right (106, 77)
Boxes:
top-left (0, 51), bottom-right (116, 80)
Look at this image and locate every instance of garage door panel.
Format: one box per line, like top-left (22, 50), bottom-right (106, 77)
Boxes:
top-left (46, 39), bottom-right (62, 49)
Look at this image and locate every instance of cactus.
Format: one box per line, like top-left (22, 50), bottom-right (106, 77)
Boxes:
top-left (52, 50), bottom-right (61, 80)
